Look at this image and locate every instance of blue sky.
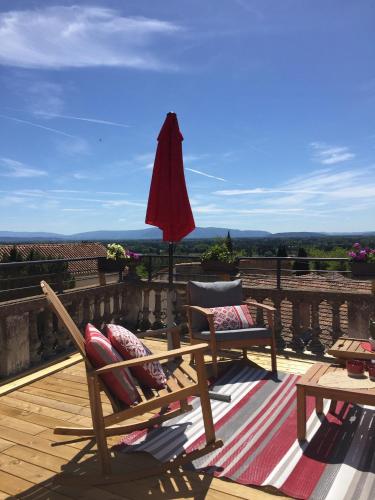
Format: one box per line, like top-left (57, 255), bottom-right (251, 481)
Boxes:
top-left (0, 1), bottom-right (374, 234)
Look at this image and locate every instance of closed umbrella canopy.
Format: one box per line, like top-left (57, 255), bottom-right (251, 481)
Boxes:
top-left (145, 112), bottom-right (195, 242)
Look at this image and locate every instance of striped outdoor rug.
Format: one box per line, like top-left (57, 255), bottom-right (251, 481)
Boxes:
top-left (119, 363), bottom-right (375, 500)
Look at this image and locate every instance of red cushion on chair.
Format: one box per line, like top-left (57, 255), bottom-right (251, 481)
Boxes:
top-left (84, 324), bottom-right (140, 405)
top-left (106, 324), bottom-right (167, 390)
top-left (210, 305), bottom-right (254, 331)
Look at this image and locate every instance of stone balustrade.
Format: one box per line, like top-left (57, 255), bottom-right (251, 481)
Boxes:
top-left (0, 279), bottom-right (374, 379)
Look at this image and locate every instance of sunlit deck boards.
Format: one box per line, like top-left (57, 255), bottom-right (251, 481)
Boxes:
top-left (0, 339), bottom-right (313, 499)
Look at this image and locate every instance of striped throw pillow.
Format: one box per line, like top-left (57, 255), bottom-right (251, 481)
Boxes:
top-left (210, 305), bottom-right (254, 331)
top-left (85, 324), bottom-right (140, 406)
top-left (106, 324), bottom-right (167, 390)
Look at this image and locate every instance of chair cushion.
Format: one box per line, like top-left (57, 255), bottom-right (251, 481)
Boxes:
top-left (106, 324), bottom-right (167, 390)
top-left (85, 324), bottom-right (140, 406)
top-left (188, 279), bottom-right (243, 330)
top-left (210, 305), bottom-right (254, 331)
top-left (192, 327), bottom-right (272, 342)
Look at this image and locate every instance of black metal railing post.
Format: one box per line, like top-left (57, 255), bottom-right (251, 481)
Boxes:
top-left (276, 258), bottom-right (281, 289)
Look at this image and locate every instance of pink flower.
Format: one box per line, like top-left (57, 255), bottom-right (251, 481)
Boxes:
top-left (353, 242), bottom-right (361, 250)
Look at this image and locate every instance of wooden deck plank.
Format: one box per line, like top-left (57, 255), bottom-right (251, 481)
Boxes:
top-left (0, 345), bottom-right (310, 499)
top-left (0, 394), bottom-right (78, 421)
top-left (0, 401), bottom-right (87, 431)
top-left (8, 390), bottom-right (93, 418)
top-left (21, 385), bottom-right (93, 407)
top-left (0, 469), bottom-right (35, 495)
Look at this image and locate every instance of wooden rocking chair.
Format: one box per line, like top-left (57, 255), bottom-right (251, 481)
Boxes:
top-left (40, 281), bottom-right (222, 479)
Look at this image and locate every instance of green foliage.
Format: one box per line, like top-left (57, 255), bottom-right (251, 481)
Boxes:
top-left (225, 231), bottom-right (233, 255)
top-left (201, 241), bottom-right (236, 263)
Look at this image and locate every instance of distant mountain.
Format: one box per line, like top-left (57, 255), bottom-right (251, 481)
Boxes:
top-left (0, 228), bottom-right (374, 242)
top-left (0, 227), bottom-right (271, 241)
top-left (271, 232), bottom-right (327, 238)
top-left (0, 231), bottom-right (64, 239)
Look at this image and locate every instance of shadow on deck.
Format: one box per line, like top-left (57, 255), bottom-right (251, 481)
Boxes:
top-left (0, 339), bottom-right (312, 499)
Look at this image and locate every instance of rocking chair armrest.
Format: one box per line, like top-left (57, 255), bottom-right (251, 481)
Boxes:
top-left (184, 305), bottom-right (213, 317)
top-left (243, 300), bottom-right (276, 312)
top-left (95, 343), bottom-right (209, 374)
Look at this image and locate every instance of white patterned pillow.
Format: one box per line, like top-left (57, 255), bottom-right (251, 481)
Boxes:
top-left (106, 324), bottom-right (167, 389)
top-left (210, 305), bottom-right (254, 331)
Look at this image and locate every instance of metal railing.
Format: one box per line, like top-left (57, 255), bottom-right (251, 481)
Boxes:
top-left (0, 253), bottom-right (363, 302)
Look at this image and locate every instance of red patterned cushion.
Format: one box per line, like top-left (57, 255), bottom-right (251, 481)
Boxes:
top-left (84, 324), bottom-right (140, 405)
top-left (106, 324), bottom-right (167, 390)
top-left (210, 305), bottom-right (254, 331)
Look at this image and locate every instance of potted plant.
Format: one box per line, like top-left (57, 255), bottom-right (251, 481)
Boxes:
top-left (98, 243), bottom-right (129, 273)
top-left (201, 240), bottom-right (238, 272)
top-left (348, 243), bottom-right (375, 278)
top-left (97, 243), bottom-right (141, 275)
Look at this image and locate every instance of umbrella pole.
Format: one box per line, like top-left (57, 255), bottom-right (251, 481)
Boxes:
top-left (167, 242), bottom-right (174, 349)
top-left (168, 242), bottom-right (173, 286)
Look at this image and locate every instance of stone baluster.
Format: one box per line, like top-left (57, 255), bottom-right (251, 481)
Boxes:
top-left (273, 297), bottom-right (286, 350)
top-left (103, 293), bottom-right (111, 324)
top-left (330, 300), bottom-right (342, 342)
top-left (308, 300), bottom-right (325, 354)
top-left (93, 294), bottom-right (102, 328)
top-left (112, 290), bottom-right (120, 323)
top-left (174, 286), bottom-right (187, 327)
top-left (348, 299), bottom-right (372, 338)
top-left (81, 296), bottom-right (90, 330)
top-left (139, 287), bottom-right (151, 331)
top-left (152, 288), bottom-right (165, 329)
top-left (119, 287), bottom-right (128, 323)
top-left (290, 298), bottom-right (304, 352)
top-left (255, 301), bottom-right (264, 327)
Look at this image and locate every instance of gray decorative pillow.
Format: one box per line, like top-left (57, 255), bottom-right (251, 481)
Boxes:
top-left (187, 279), bottom-right (243, 331)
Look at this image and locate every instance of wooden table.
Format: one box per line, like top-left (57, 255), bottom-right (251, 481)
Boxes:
top-left (328, 337), bottom-right (375, 362)
top-left (296, 362), bottom-right (375, 440)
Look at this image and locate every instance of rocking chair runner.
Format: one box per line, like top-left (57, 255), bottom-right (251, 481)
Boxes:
top-left (40, 281), bottom-right (222, 477)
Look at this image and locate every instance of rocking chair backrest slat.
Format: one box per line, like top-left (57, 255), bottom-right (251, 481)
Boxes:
top-left (40, 280), bottom-right (86, 358)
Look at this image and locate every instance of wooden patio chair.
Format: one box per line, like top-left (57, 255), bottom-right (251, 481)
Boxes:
top-left (186, 279), bottom-right (277, 377)
top-left (40, 281), bottom-right (222, 479)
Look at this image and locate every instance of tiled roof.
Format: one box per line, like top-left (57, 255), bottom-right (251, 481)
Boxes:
top-left (0, 243), bottom-right (106, 276)
top-left (241, 271), bottom-right (372, 293)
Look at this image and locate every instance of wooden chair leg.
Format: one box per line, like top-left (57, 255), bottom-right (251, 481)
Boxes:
top-left (211, 348), bottom-right (218, 378)
top-left (242, 348), bottom-right (248, 359)
top-left (87, 373), bottom-right (111, 475)
top-left (195, 351), bottom-right (216, 445)
top-left (271, 339), bottom-right (277, 372)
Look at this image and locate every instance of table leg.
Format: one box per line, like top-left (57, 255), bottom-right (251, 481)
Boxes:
top-left (297, 386), bottom-right (306, 440)
top-left (316, 396), bottom-right (323, 414)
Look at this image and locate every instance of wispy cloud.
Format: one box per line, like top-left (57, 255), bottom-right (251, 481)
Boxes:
top-left (186, 168), bottom-right (226, 182)
top-left (0, 158), bottom-right (47, 178)
top-left (0, 6), bottom-right (181, 70)
top-left (0, 114), bottom-right (78, 139)
top-left (310, 142), bottom-right (355, 164)
top-left (35, 111), bottom-right (130, 128)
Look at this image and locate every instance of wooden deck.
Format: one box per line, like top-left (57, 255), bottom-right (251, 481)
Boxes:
top-left (0, 340), bottom-right (314, 499)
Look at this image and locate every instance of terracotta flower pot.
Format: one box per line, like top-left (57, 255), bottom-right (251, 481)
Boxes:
top-left (97, 257), bottom-right (127, 273)
top-left (351, 262), bottom-right (375, 278)
top-left (201, 260), bottom-right (237, 273)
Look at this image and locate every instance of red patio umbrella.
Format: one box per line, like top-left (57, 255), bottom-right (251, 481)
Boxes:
top-left (145, 112), bottom-right (195, 284)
